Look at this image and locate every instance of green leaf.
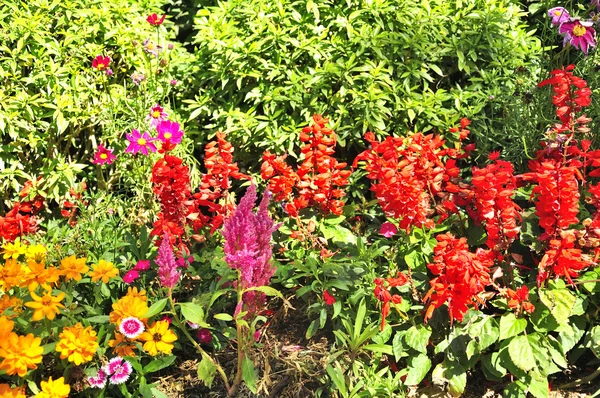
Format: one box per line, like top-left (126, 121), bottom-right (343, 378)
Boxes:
top-left (528, 372), bottom-right (549, 398)
top-left (404, 324), bottom-right (431, 353)
top-left (481, 352), bottom-right (506, 380)
top-left (214, 313), bottom-right (233, 322)
top-left (468, 316), bottom-right (499, 351)
top-left (242, 357), bottom-right (257, 393)
top-left (86, 315), bottom-right (110, 323)
top-left (150, 388), bottom-right (169, 398)
top-left (306, 318), bottom-right (319, 339)
top-left (393, 331), bottom-right (406, 362)
top-left (508, 335), bottom-right (536, 372)
top-left (326, 363), bottom-right (348, 398)
top-left (538, 288), bottom-right (575, 324)
top-left (244, 285), bottom-right (284, 299)
top-left (197, 355), bottom-right (217, 388)
top-left (499, 313), bottom-right (527, 340)
top-left (179, 302), bottom-right (207, 326)
top-left (362, 344), bottom-right (393, 355)
top-left (144, 355), bottom-right (176, 374)
top-left (42, 342), bottom-right (57, 355)
top-left (144, 298), bottom-right (168, 319)
top-left (503, 381), bottom-right (527, 398)
top-left (446, 362), bottom-right (467, 397)
top-left (404, 353), bottom-right (431, 385)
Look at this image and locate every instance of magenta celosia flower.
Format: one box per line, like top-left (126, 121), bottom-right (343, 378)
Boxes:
top-left (143, 38), bottom-right (162, 57)
top-left (222, 185), bottom-right (279, 314)
top-left (559, 18), bottom-right (597, 54)
top-left (156, 233), bottom-right (180, 289)
top-left (380, 221), bottom-right (398, 238)
top-left (548, 7), bottom-right (570, 26)
top-left (156, 120), bottom-right (184, 144)
top-left (134, 260), bottom-right (150, 271)
top-left (87, 368), bottom-right (107, 388)
top-left (92, 55), bottom-right (111, 71)
top-left (147, 13), bottom-right (166, 26)
top-left (196, 328), bottom-right (212, 344)
top-left (103, 357), bottom-right (133, 385)
top-left (125, 129), bottom-right (157, 156)
top-left (119, 317), bottom-right (145, 339)
top-left (123, 270), bottom-right (139, 284)
top-left (92, 144), bottom-right (116, 165)
top-left (146, 105), bottom-right (168, 129)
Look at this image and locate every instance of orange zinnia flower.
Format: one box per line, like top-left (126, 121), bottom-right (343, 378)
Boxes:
top-left (0, 384), bottom-right (26, 398)
top-left (55, 324), bottom-right (98, 365)
top-left (109, 295), bottom-right (149, 325)
top-left (59, 255), bottom-right (88, 282)
top-left (0, 259), bottom-right (24, 291)
top-left (139, 320), bottom-right (177, 356)
top-left (23, 261), bottom-right (60, 291)
top-left (88, 260), bottom-right (119, 283)
top-left (25, 288), bottom-right (65, 321)
top-left (0, 295), bottom-right (22, 318)
top-left (0, 316), bottom-right (15, 342)
top-left (108, 332), bottom-right (137, 357)
top-left (0, 333), bottom-right (43, 376)
top-left (34, 377), bottom-right (70, 398)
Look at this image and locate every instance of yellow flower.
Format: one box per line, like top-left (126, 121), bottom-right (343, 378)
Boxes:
top-left (23, 261), bottom-right (60, 292)
top-left (0, 333), bottom-right (43, 377)
top-left (0, 260), bottom-right (24, 291)
top-left (0, 316), bottom-right (14, 342)
top-left (25, 288), bottom-right (65, 321)
top-left (127, 286), bottom-right (147, 301)
top-left (88, 259), bottom-right (119, 283)
top-left (108, 332), bottom-right (137, 357)
top-left (34, 377), bottom-right (70, 398)
top-left (1, 239), bottom-right (26, 260)
top-left (25, 244), bottom-right (46, 264)
top-left (55, 323), bottom-right (98, 365)
top-left (0, 384), bottom-right (26, 398)
top-left (59, 255), bottom-right (88, 282)
top-left (139, 320), bottom-right (177, 356)
top-left (109, 295), bottom-right (149, 325)
top-left (0, 295), bottom-right (22, 318)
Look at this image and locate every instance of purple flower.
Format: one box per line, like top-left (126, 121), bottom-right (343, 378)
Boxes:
top-left (103, 357), bottom-right (133, 385)
top-left (548, 7), bottom-right (570, 26)
top-left (222, 185), bottom-right (279, 314)
top-left (123, 270), bottom-right (139, 284)
top-left (156, 233), bottom-right (180, 289)
top-left (156, 120), bottom-right (184, 144)
top-left (196, 328), bottom-right (212, 344)
top-left (559, 18), bottom-right (597, 54)
top-left (125, 129), bottom-right (157, 156)
top-left (92, 144), bottom-right (116, 165)
top-left (379, 221), bottom-right (398, 238)
top-left (146, 105), bottom-right (168, 129)
top-left (87, 369), bottom-right (107, 388)
top-left (119, 317), bottom-right (145, 339)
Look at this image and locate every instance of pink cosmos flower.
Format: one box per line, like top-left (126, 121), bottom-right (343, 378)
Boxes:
top-left (119, 317), bottom-right (145, 339)
top-left (123, 270), bottom-right (140, 284)
top-left (131, 71), bottom-right (146, 85)
top-left (87, 369), bottom-right (107, 388)
top-left (92, 55), bottom-right (111, 71)
top-left (134, 260), bottom-right (151, 271)
top-left (380, 221), bottom-right (398, 238)
top-left (146, 105), bottom-right (168, 129)
top-left (147, 13), bottom-right (166, 26)
top-left (156, 120), bottom-right (184, 144)
top-left (125, 129), bottom-right (157, 155)
top-left (92, 144), bottom-right (116, 165)
top-left (103, 357), bottom-right (133, 385)
top-left (548, 7), bottom-right (570, 26)
top-left (196, 328), bottom-right (212, 344)
top-left (559, 18), bottom-right (597, 54)
top-left (143, 38), bottom-right (162, 58)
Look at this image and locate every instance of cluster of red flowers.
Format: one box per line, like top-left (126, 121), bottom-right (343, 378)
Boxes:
top-left (537, 230), bottom-right (594, 285)
top-left (353, 123), bottom-right (470, 231)
top-left (424, 233), bottom-right (494, 323)
top-left (261, 115), bottom-right (351, 217)
top-left (0, 180), bottom-right (44, 241)
top-left (151, 154), bottom-right (191, 250)
top-left (187, 132), bottom-right (249, 234)
top-left (505, 286), bottom-right (535, 314)
top-left (468, 152), bottom-right (520, 251)
top-left (61, 183), bottom-right (88, 227)
top-left (374, 273), bottom-right (407, 330)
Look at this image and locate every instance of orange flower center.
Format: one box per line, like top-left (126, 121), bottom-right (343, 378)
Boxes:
top-left (147, 43), bottom-right (155, 50)
top-left (41, 295), bottom-right (52, 306)
top-left (164, 133), bottom-right (172, 139)
top-left (153, 333), bottom-right (162, 342)
top-left (100, 153), bottom-right (108, 159)
top-left (573, 25), bottom-right (587, 37)
top-left (152, 111), bottom-right (161, 118)
top-left (137, 138), bottom-right (147, 146)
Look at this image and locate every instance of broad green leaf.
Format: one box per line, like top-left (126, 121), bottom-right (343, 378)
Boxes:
top-left (179, 302), bottom-right (207, 326)
top-left (86, 315), bottom-right (110, 323)
top-left (393, 331), bottom-right (406, 361)
top-left (143, 298), bottom-right (168, 319)
top-left (446, 362), bottom-right (467, 397)
top-left (499, 313), bottom-right (527, 340)
top-left (404, 324), bottom-right (431, 353)
top-left (481, 352), bottom-right (506, 380)
top-left (404, 353), bottom-right (431, 385)
top-left (538, 288), bottom-right (575, 324)
top-left (242, 357), bottom-right (257, 393)
top-left (468, 316), bottom-right (499, 351)
top-left (528, 372), bottom-right (549, 398)
top-left (144, 356), bottom-right (176, 374)
top-left (150, 388), bottom-right (169, 398)
top-left (197, 356), bottom-right (217, 388)
top-left (244, 285), bottom-right (284, 299)
top-left (508, 335), bottom-right (536, 371)
top-left (214, 313), bottom-right (233, 322)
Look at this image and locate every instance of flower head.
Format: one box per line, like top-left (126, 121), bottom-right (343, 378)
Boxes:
top-left (119, 317), bottom-right (145, 339)
top-left (0, 333), bottom-right (43, 376)
top-left (2, 238), bottom-right (26, 260)
top-left (139, 320), bottom-right (178, 356)
top-left (109, 293), bottom-right (149, 325)
top-left (34, 377), bottom-right (70, 398)
top-left (323, 290), bottom-right (336, 305)
top-left (147, 105), bottom-right (168, 129)
top-left (59, 255), bottom-right (89, 282)
top-left (134, 260), bottom-right (151, 271)
top-left (548, 7), bottom-right (570, 26)
top-left (125, 129), bottom-right (157, 156)
top-left (92, 55), bottom-right (111, 71)
top-left (196, 328), bottom-right (212, 344)
top-left (143, 39), bottom-right (162, 57)
top-left (559, 18), bottom-right (597, 54)
top-left (24, 288), bottom-right (65, 321)
top-left (108, 332), bottom-right (137, 357)
top-left (55, 323), bottom-right (99, 365)
top-left (0, 384), bottom-right (25, 397)
top-left (379, 221), bottom-right (398, 238)
top-left (88, 259), bottom-right (119, 283)
top-left (103, 357), bottom-right (133, 385)
top-left (156, 120), bottom-right (184, 145)
top-left (92, 144), bottom-right (116, 165)
top-left (146, 13), bottom-right (166, 26)
top-left (156, 233), bottom-right (180, 289)
top-left (87, 368), bottom-right (107, 389)
top-left (123, 270), bottom-right (140, 284)
top-left (131, 71), bottom-right (146, 85)
top-left (170, 79), bottom-right (177, 86)
top-left (105, 68), bottom-right (114, 77)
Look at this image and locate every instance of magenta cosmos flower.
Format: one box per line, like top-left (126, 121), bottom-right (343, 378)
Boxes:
top-left (87, 369), bottom-right (107, 388)
top-left (92, 55), bottom-right (111, 71)
top-left (103, 357), bottom-right (133, 385)
top-left (559, 18), bottom-right (597, 54)
top-left (146, 13), bottom-right (166, 26)
top-left (156, 120), bottom-right (184, 144)
top-left (548, 7), bottom-right (570, 26)
top-left (92, 144), bottom-right (116, 165)
top-left (147, 105), bottom-right (168, 129)
top-left (125, 129), bottom-right (157, 155)
top-left (119, 317), bottom-right (145, 339)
